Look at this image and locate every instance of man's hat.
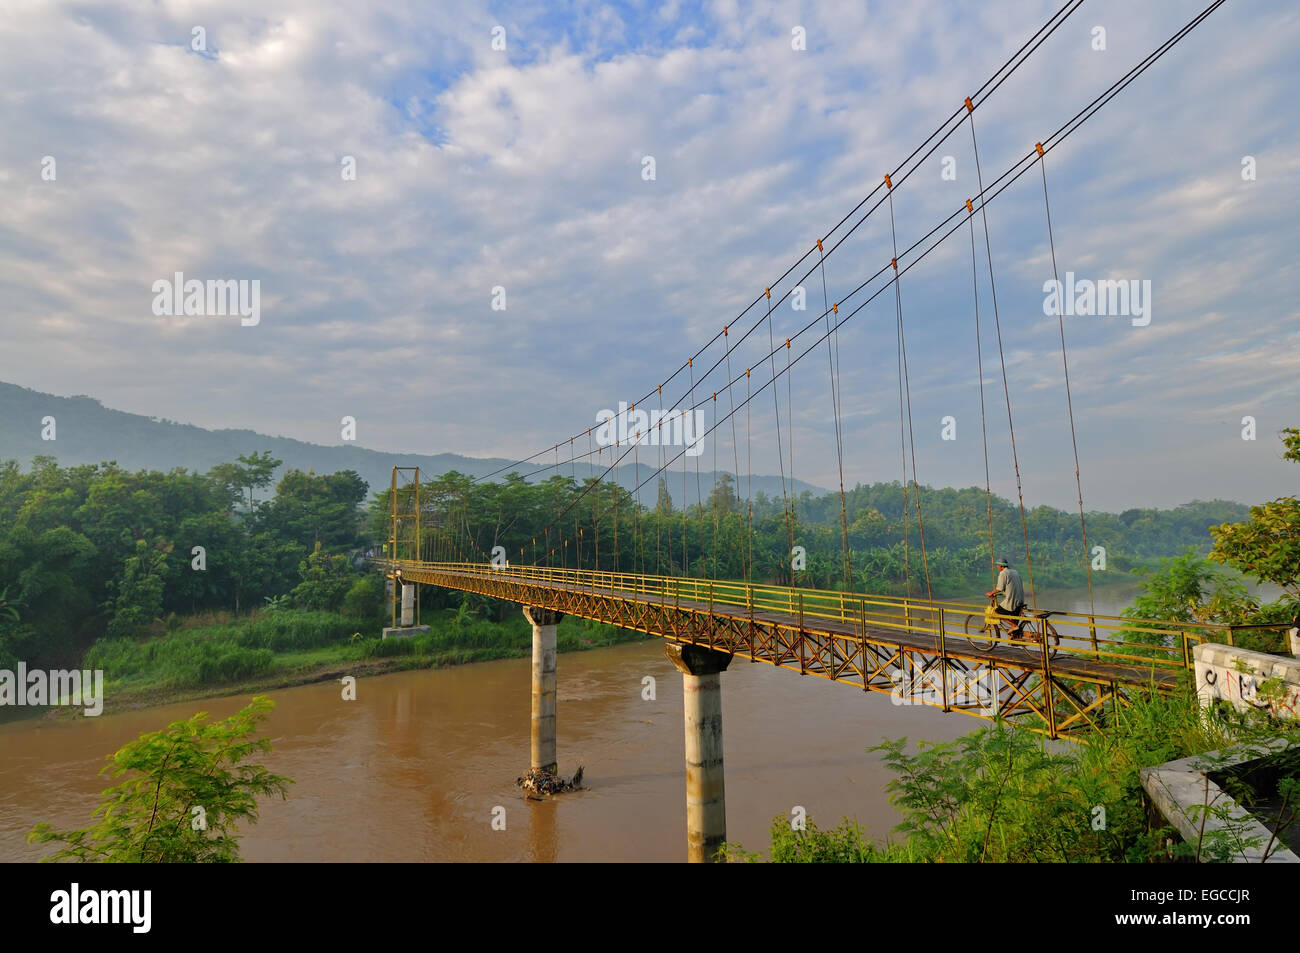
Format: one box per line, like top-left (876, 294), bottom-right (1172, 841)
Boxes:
top-left (996, 556), bottom-right (1010, 566)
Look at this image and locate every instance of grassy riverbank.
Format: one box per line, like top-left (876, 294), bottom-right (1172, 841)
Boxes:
top-left (73, 608), bottom-right (652, 715)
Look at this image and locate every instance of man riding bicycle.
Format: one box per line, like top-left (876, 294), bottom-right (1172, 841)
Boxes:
top-left (986, 557), bottom-right (1026, 638)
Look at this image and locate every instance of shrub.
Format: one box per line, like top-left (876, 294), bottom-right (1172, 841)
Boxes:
top-left (84, 610), bottom-right (354, 689)
top-left (341, 574), bottom-right (384, 619)
top-left (29, 696), bottom-right (292, 862)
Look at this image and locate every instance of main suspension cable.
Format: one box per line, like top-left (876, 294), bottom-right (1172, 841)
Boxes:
top-left (490, 0), bottom-right (1220, 570)
top-left (465, 1), bottom-right (1087, 491)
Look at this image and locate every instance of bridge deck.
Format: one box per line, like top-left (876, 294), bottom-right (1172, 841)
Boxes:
top-left (421, 567), bottom-right (1184, 690)
top-left (384, 561), bottom-right (1220, 736)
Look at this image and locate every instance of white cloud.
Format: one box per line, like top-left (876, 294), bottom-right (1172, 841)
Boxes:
top-left (0, 0), bottom-right (1296, 511)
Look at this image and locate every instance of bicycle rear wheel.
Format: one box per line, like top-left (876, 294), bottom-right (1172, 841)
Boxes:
top-left (1044, 621), bottom-right (1061, 659)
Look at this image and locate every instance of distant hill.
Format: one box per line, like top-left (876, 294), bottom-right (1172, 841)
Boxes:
top-left (0, 381), bottom-right (826, 503)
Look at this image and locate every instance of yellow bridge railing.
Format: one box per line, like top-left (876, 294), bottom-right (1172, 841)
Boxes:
top-left (384, 560), bottom-right (1266, 675)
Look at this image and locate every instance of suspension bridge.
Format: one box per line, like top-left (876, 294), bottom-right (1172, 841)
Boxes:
top-left (373, 0), bottom-right (1278, 861)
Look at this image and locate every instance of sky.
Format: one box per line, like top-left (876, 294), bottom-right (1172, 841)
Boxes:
top-left (1, 0), bottom-right (1297, 512)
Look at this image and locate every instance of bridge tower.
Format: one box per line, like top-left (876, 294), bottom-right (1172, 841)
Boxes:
top-left (384, 467), bottom-right (426, 639)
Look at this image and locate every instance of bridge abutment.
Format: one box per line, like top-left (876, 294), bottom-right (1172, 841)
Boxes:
top-left (382, 583), bottom-right (428, 640)
top-left (666, 642), bottom-right (732, 863)
top-left (523, 606), bottom-right (563, 774)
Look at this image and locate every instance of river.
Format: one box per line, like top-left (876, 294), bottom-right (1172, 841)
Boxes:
top-left (0, 581), bottom-right (1144, 862)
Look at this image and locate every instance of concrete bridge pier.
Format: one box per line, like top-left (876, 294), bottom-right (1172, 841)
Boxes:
top-left (666, 642), bottom-right (733, 863)
top-left (400, 584), bottom-right (415, 626)
top-left (523, 606), bottom-right (563, 773)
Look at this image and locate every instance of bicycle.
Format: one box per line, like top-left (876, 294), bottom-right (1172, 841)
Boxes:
top-left (962, 595), bottom-right (1061, 658)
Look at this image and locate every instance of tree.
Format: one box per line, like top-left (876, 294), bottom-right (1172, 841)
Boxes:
top-left (262, 468), bottom-right (367, 551)
top-left (29, 696), bottom-right (292, 862)
top-left (0, 523), bottom-right (97, 665)
top-left (208, 451), bottom-right (282, 514)
top-left (1120, 549), bottom-right (1255, 649)
top-left (708, 473), bottom-right (737, 516)
top-left (1210, 428), bottom-right (1300, 600)
top-left (0, 585), bottom-right (19, 622)
top-left (290, 549), bottom-right (352, 611)
top-left (848, 507), bottom-right (890, 549)
top-left (106, 539), bottom-right (169, 639)
top-left (656, 477), bottom-right (673, 515)
top-left (0, 584), bottom-right (22, 670)
top-left (341, 572), bottom-right (384, 619)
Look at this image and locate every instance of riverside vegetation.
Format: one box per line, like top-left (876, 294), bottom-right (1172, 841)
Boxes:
top-left (0, 452), bottom-right (645, 710)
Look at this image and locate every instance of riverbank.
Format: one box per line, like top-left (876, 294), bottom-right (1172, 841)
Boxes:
top-left (16, 609), bottom-right (655, 720)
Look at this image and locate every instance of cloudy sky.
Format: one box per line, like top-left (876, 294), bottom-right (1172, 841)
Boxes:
top-left (2, 0), bottom-right (1297, 511)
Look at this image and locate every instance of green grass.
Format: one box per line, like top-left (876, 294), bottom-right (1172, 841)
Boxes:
top-left (83, 608), bottom-right (653, 700)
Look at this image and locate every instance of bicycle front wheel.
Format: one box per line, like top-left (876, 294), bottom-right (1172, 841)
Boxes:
top-left (963, 613), bottom-right (997, 653)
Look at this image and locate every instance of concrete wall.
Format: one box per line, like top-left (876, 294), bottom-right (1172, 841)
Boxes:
top-left (1193, 642), bottom-right (1300, 721)
top-left (1140, 740), bottom-right (1299, 863)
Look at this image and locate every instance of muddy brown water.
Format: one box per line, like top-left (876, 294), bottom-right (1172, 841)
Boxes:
top-left (0, 583), bottom-right (1144, 862)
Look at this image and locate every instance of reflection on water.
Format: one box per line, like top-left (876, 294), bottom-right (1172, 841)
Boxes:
top-left (1, 583), bottom-right (1143, 862)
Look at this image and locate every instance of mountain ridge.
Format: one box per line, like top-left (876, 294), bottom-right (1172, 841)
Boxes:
top-left (0, 380), bottom-right (827, 503)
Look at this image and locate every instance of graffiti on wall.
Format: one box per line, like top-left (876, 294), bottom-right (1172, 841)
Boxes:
top-left (1198, 656), bottom-right (1300, 720)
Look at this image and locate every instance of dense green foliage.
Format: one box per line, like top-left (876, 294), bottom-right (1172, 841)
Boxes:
top-left (1210, 427), bottom-right (1300, 603)
top-left (29, 696), bottom-right (291, 862)
top-left (726, 689), bottom-right (1300, 863)
top-left (1118, 430), bottom-right (1300, 653)
top-left (1117, 550), bottom-right (1292, 653)
top-left (0, 453), bottom-right (368, 669)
